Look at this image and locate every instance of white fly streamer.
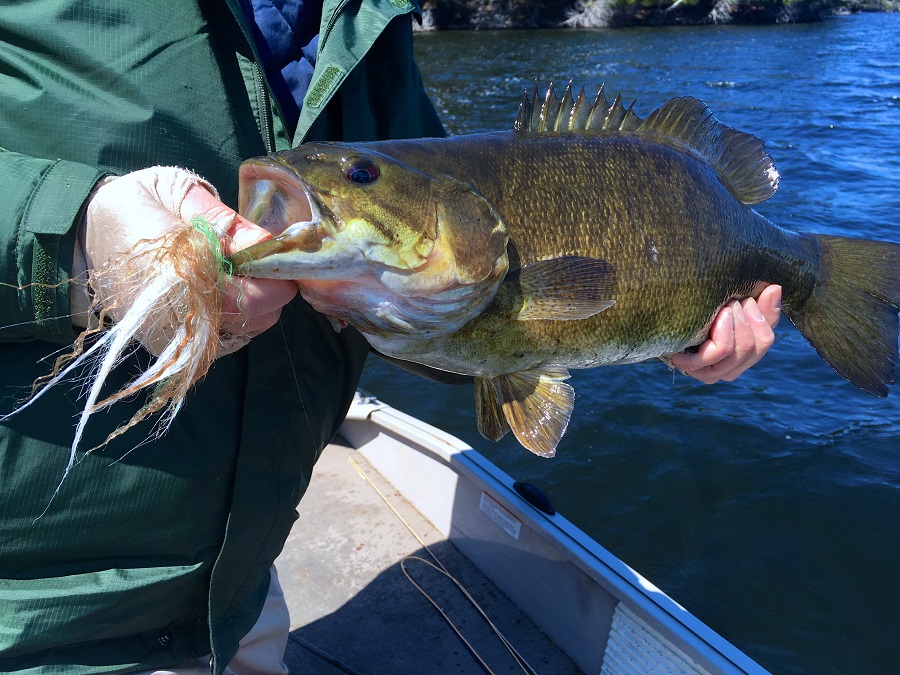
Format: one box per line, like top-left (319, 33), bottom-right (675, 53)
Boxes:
top-left (1, 216), bottom-right (230, 513)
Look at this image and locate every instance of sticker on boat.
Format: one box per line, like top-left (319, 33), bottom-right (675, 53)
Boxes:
top-left (479, 491), bottom-right (522, 541)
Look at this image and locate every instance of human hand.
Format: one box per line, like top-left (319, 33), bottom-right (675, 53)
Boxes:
top-left (182, 185), bottom-right (301, 354)
top-left (74, 166), bottom-right (297, 357)
top-left (669, 285), bottom-right (782, 384)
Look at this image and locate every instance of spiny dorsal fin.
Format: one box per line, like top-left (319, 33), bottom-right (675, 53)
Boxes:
top-left (514, 83), bottom-right (779, 205)
top-left (514, 80), bottom-right (644, 134)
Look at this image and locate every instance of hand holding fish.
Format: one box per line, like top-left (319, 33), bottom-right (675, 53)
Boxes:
top-left (73, 166), bottom-right (297, 357)
top-left (179, 179), bottom-right (299, 354)
top-left (29, 167), bottom-right (300, 461)
top-left (671, 285), bottom-right (782, 384)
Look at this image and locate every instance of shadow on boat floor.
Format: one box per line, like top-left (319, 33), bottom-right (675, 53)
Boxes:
top-left (277, 439), bottom-right (580, 674)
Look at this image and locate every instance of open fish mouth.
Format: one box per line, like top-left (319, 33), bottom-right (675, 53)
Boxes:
top-left (229, 158), bottom-right (331, 273)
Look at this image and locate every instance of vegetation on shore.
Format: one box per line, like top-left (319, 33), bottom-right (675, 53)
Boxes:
top-left (414, 0), bottom-right (898, 29)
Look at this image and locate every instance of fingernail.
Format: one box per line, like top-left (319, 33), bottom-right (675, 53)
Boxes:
top-left (732, 302), bottom-right (748, 325)
top-left (211, 213), bottom-right (236, 236)
top-left (746, 301), bottom-right (765, 322)
top-left (720, 307), bottom-right (735, 333)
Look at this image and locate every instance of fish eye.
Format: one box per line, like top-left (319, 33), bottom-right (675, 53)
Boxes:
top-left (343, 155), bottom-right (380, 185)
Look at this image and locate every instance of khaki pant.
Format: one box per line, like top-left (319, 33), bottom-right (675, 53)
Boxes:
top-left (137, 566), bottom-right (290, 675)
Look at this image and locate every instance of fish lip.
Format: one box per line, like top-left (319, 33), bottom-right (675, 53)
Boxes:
top-left (265, 157), bottom-right (337, 241)
top-left (239, 157), bottom-right (329, 236)
top-left (231, 158), bottom-right (335, 272)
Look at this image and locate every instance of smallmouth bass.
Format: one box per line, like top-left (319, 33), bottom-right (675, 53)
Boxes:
top-left (229, 84), bottom-right (900, 457)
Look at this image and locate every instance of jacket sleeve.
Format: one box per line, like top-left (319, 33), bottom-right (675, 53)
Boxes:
top-left (0, 148), bottom-right (107, 344)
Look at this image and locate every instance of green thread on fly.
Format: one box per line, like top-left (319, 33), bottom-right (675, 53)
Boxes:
top-left (190, 215), bottom-right (233, 278)
top-left (188, 215), bottom-right (248, 316)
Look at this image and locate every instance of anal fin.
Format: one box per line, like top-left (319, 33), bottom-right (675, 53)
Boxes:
top-left (476, 368), bottom-right (575, 457)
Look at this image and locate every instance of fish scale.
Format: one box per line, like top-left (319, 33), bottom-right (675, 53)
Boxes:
top-left (361, 132), bottom-right (811, 362)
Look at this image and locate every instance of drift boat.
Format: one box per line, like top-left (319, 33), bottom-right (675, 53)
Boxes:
top-left (276, 392), bottom-right (771, 674)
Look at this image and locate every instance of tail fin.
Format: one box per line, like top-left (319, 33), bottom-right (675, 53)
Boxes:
top-left (788, 235), bottom-right (900, 397)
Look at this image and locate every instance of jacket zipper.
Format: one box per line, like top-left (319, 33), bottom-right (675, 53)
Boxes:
top-left (252, 61), bottom-right (276, 154)
top-left (223, 0), bottom-right (278, 153)
top-left (320, 0), bottom-right (353, 49)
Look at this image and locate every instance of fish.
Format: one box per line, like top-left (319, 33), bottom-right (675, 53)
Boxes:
top-left (228, 83), bottom-right (900, 457)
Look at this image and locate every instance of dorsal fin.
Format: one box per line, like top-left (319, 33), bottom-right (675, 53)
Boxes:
top-left (514, 82), bottom-right (780, 205)
top-left (515, 81), bottom-right (644, 134)
top-left (640, 97), bottom-right (779, 204)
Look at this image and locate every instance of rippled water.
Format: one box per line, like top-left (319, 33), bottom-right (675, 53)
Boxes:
top-left (360, 14), bottom-right (900, 674)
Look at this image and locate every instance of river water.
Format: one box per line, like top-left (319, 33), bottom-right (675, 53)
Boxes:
top-left (359, 13), bottom-right (900, 674)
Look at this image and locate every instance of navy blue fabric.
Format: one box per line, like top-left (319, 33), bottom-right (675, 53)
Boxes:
top-left (241, 0), bottom-right (322, 134)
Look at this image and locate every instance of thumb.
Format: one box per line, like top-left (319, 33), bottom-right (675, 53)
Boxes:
top-left (180, 185), bottom-right (298, 358)
top-left (180, 185), bottom-right (275, 254)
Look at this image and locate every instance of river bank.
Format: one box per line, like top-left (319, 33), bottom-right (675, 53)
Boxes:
top-left (414, 0), bottom-right (899, 29)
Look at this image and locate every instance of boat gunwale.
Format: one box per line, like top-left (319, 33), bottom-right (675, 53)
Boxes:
top-left (343, 392), bottom-right (771, 675)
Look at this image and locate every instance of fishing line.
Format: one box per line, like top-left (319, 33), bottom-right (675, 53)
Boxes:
top-left (349, 457), bottom-right (538, 675)
top-left (0, 278), bottom-right (93, 337)
top-left (0, 278), bottom-right (88, 291)
top-left (278, 320), bottom-right (319, 452)
top-left (286, 633), bottom-right (363, 675)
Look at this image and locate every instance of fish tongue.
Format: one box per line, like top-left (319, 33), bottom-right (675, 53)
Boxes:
top-left (272, 220), bottom-right (320, 250)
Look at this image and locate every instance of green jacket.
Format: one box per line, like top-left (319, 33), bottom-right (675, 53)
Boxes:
top-left (0, 1), bottom-right (443, 672)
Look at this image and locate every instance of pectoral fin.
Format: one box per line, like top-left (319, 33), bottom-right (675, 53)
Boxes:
top-left (513, 256), bottom-right (616, 321)
top-left (475, 368), bottom-right (575, 457)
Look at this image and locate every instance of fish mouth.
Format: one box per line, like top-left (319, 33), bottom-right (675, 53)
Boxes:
top-left (229, 158), bottom-right (331, 276)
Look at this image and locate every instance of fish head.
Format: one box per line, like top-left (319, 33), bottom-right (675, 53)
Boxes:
top-left (232, 143), bottom-right (509, 339)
